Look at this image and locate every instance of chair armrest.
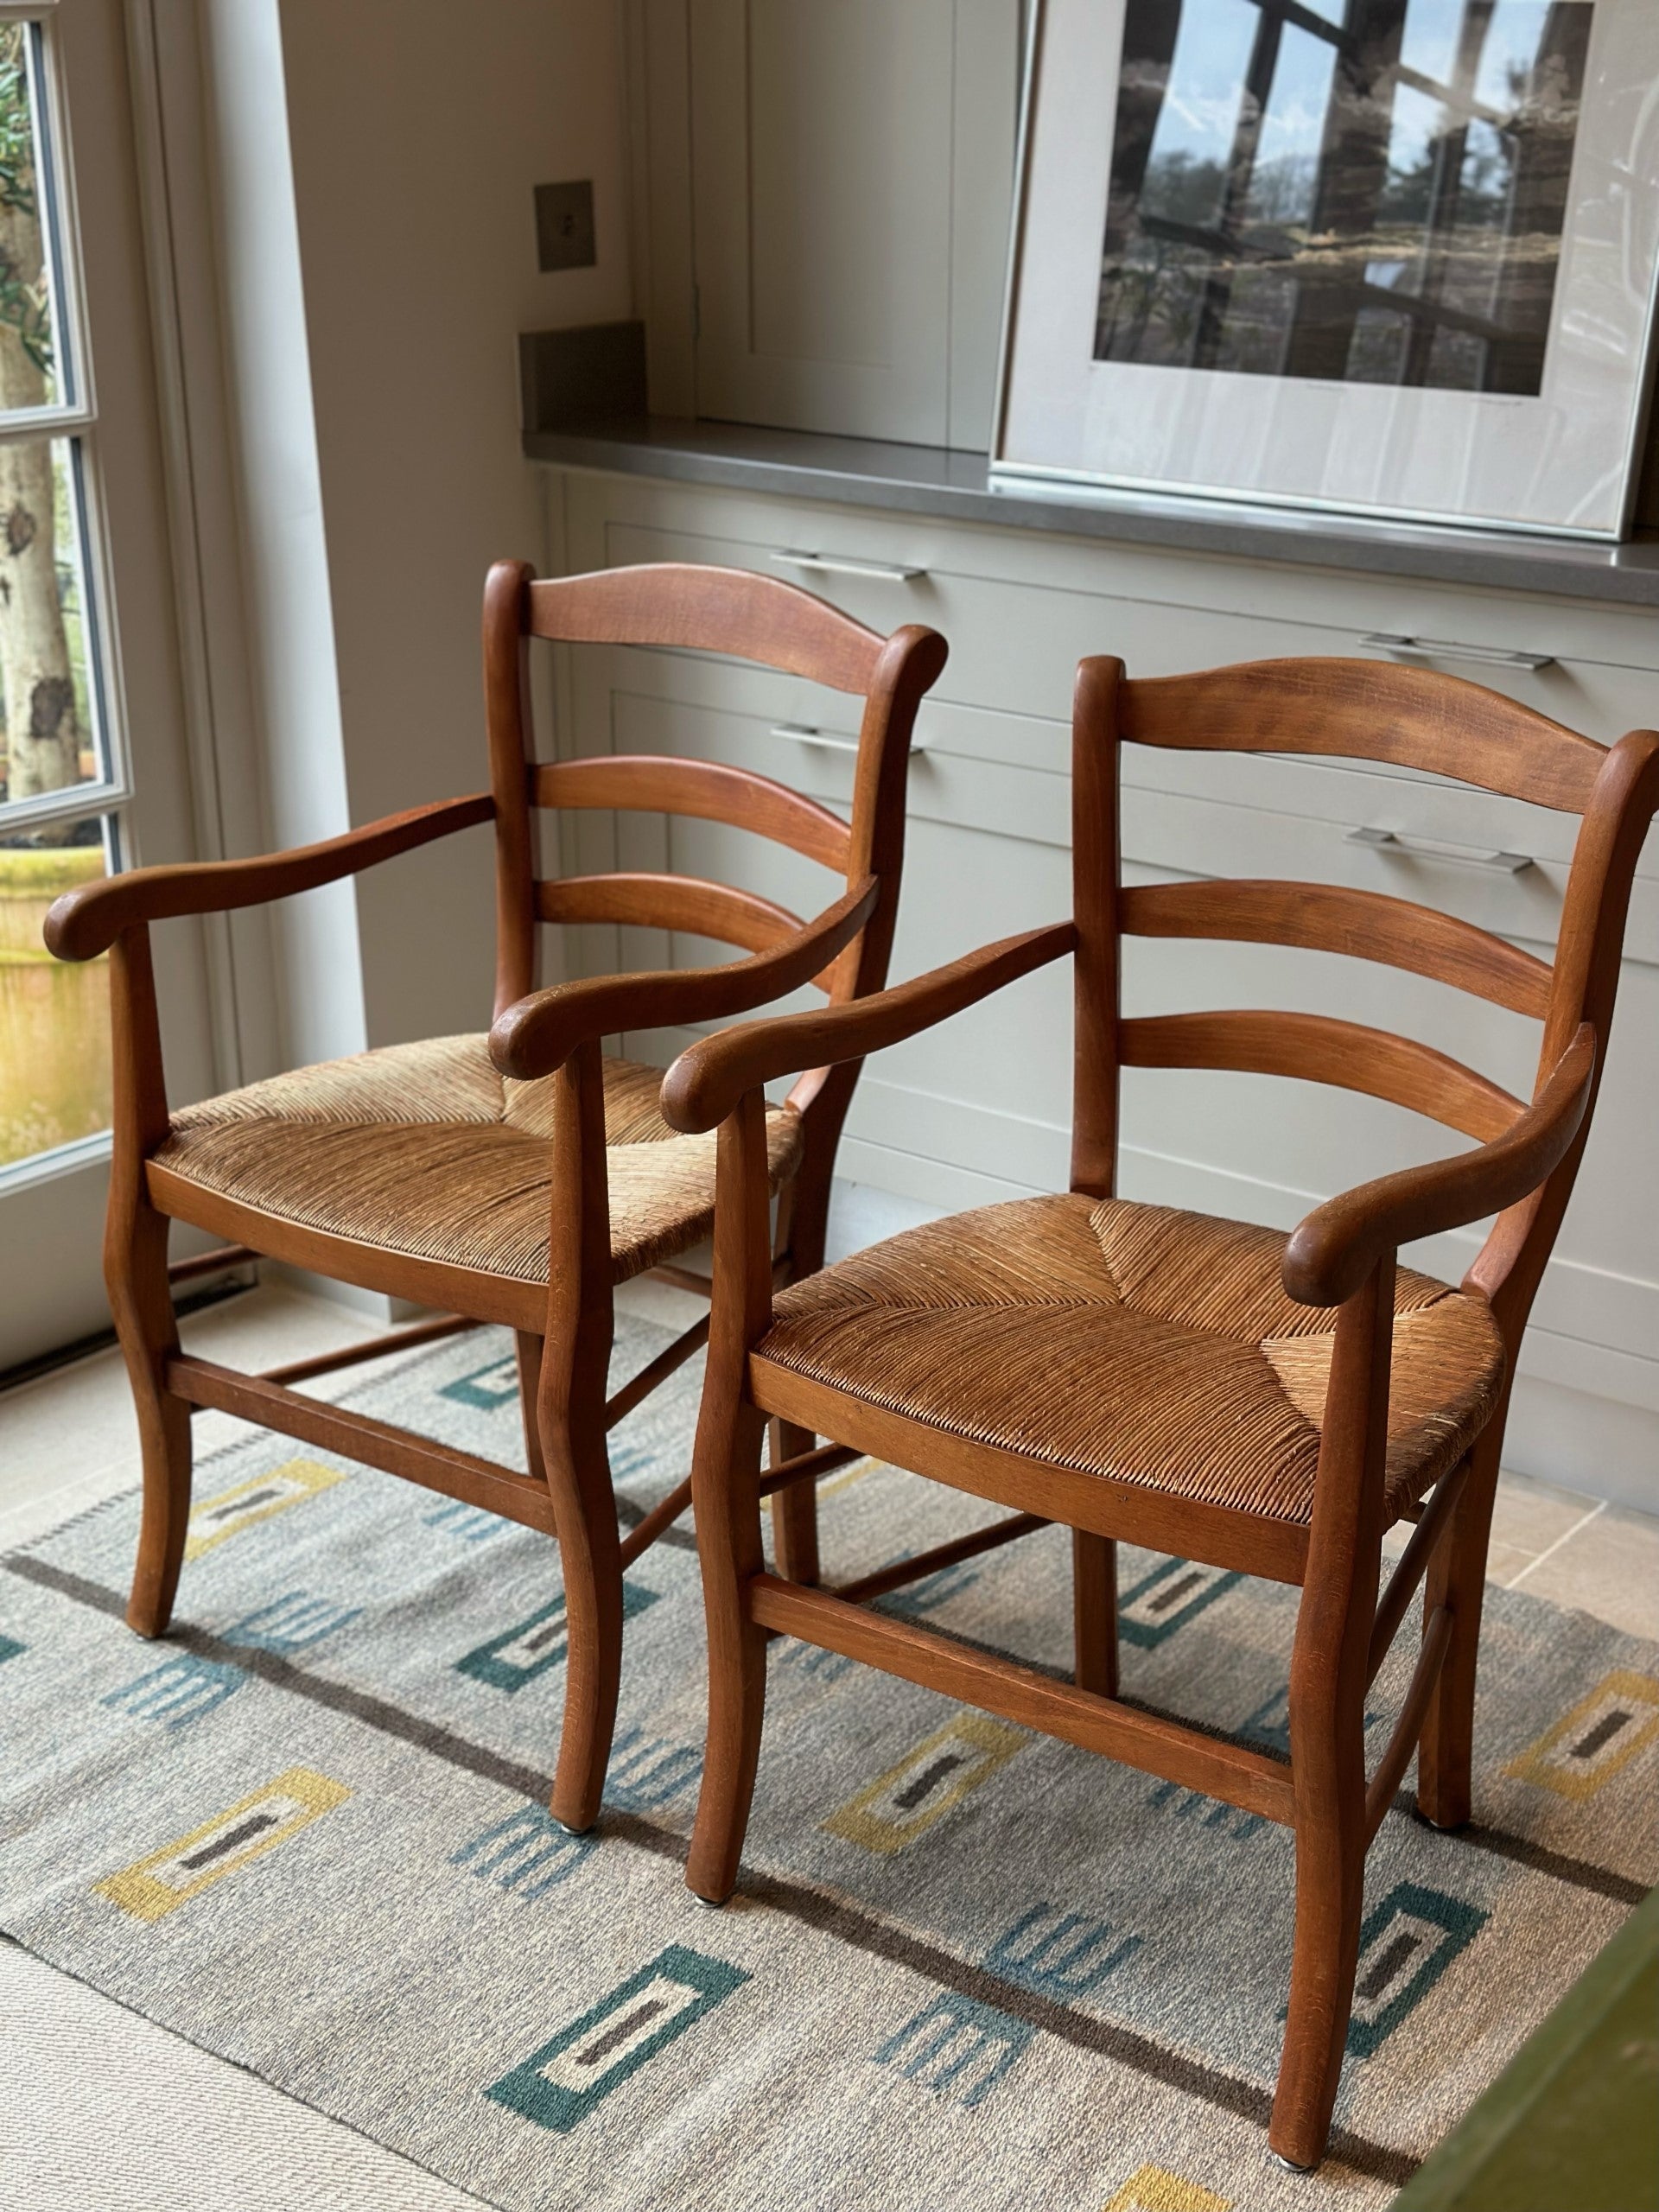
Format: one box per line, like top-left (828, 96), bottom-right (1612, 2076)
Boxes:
top-left (1282, 1024), bottom-right (1597, 1307)
top-left (44, 792), bottom-right (495, 961)
top-left (488, 874), bottom-right (881, 1083)
top-left (660, 922), bottom-right (1077, 1134)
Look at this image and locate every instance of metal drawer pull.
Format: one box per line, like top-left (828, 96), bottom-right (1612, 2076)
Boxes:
top-left (1361, 631), bottom-right (1557, 672)
top-left (770, 721), bottom-right (926, 757)
top-left (772, 549), bottom-right (925, 583)
top-left (1345, 824), bottom-right (1533, 874)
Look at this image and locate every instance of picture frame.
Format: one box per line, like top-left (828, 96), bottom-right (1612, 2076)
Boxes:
top-left (991, 0), bottom-right (1659, 541)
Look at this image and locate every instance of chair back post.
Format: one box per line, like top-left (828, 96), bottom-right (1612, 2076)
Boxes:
top-left (836, 623), bottom-right (949, 1005)
top-left (783, 621), bottom-right (947, 1274)
top-left (482, 557), bottom-right (537, 1020)
top-left (1467, 728), bottom-right (1659, 1345)
top-left (1069, 655), bottom-right (1125, 1198)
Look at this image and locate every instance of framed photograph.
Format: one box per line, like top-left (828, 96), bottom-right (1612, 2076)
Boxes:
top-left (992, 0), bottom-right (1659, 539)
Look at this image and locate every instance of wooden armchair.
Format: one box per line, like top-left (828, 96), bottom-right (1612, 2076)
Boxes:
top-left (45, 559), bottom-right (945, 1835)
top-left (662, 655), bottom-right (1658, 2171)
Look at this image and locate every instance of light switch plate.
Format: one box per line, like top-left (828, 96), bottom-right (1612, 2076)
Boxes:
top-left (535, 180), bottom-right (596, 272)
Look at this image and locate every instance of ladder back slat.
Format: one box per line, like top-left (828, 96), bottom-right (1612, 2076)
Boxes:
top-left (532, 755), bottom-right (852, 872)
top-left (1118, 658), bottom-right (1606, 813)
top-left (534, 873), bottom-right (805, 957)
top-left (1120, 1010), bottom-right (1523, 1141)
top-left (525, 564), bottom-right (885, 693)
top-left (1121, 880), bottom-right (1554, 1019)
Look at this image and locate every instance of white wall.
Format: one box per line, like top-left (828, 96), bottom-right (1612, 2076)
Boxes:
top-left (195, 0), bottom-right (367, 1077)
top-left (276, 0), bottom-right (633, 1049)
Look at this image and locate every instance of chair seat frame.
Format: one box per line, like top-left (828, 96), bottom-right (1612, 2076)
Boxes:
top-left (664, 652), bottom-right (1659, 2171)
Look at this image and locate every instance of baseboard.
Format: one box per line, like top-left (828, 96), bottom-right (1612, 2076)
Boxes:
top-left (0, 1280), bottom-right (251, 1397)
top-left (825, 1179), bottom-right (941, 1262)
top-left (263, 1262), bottom-right (401, 1327)
top-left (1503, 1375), bottom-right (1659, 1514)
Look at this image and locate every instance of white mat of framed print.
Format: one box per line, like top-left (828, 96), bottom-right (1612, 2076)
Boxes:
top-left (992, 0), bottom-right (1659, 539)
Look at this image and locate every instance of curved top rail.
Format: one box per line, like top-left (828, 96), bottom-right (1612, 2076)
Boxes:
top-left (526, 563), bottom-right (885, 694)
top-left (1113, 657), bottom-right (1606, 814)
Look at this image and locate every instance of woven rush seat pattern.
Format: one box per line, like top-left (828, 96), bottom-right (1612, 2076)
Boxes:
top-left (755, 1194), bottom-right (1506, 1525)
top-left (156, 1036), bottom-right (804, 1285)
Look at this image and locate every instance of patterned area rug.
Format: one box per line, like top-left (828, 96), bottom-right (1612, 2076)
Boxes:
top-left (1, 1315), bottom-right (1654, 2212)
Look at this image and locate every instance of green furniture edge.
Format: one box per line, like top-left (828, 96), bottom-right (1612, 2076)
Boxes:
top-left (1395, 1882), bottom-right (1659, 2212)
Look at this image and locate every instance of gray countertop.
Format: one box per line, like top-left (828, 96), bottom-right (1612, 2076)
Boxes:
top-left (525, 414), bottom-right (1659, 612)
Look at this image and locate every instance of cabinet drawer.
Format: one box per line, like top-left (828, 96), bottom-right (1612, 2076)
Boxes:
top-left (572, 641), bottom-right (1659, 969)
top-left (599, 505), bottom-right (1353, 720)
top-left (579, 642), bottom-right (1072, 848)
top-left (1122, 785), bottom-right (1659, 969)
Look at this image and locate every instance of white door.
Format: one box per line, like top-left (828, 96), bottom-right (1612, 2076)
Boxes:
top-left (686, 0), bottom-right (1019, 447)
top-left (0, 0), bottom-right (218, 1373)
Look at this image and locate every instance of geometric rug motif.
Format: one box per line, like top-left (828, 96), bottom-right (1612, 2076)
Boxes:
top-left (1, 1314), bottom-right (1654, 2211)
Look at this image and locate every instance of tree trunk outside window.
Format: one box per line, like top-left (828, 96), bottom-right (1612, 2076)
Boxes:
top-left (0, 24), bottom-right (80, 823)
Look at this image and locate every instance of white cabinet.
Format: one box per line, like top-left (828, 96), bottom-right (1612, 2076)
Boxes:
top-left (540, 462), bottom-right (1659, 1505)
top-left (641, 0), bottom-right (1020, 445)
top-left (690, 0), bottom-right (952, 442)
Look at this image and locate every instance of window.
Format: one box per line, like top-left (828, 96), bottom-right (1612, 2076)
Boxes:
top-left (0, 16), bottom-right (124, 1171)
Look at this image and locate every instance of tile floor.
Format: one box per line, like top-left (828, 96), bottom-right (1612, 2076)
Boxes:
top-left (1, 1279), bottom-right (1654, 2208)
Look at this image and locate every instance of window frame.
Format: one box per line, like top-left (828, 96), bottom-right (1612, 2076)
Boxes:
top-left (0, 2), bottom-right (134, 847)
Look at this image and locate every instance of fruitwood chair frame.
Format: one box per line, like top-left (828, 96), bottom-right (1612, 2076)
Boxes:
top-left (661, 654), bottom-right (1657, 2170)
top-left (46, 559), bottom-right (945, 1834)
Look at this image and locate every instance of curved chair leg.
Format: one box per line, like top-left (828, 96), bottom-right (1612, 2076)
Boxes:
top-left (687, 1398), bottom-right (769, 1905)
top-left (1417, 1415), bottom-right (1507, 1830)
top-left (768, 1418), bottom-right (820, 1585)
top-left (689, 1092), bottom-right (778, 1905)
top-left (109, 1195), bottom-right (192, 1638)
top-left (537, 1041), bottom-right (625, 1836)
top-left (537, 1255), bottom-right (620, 1835)
top-left (1271, 1258), bottom-right (1389, 2171)
top-left (1271, 1713), bottom-right (1367, 2169)
top-left (538, 1358), bottom-right (623, 1836)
